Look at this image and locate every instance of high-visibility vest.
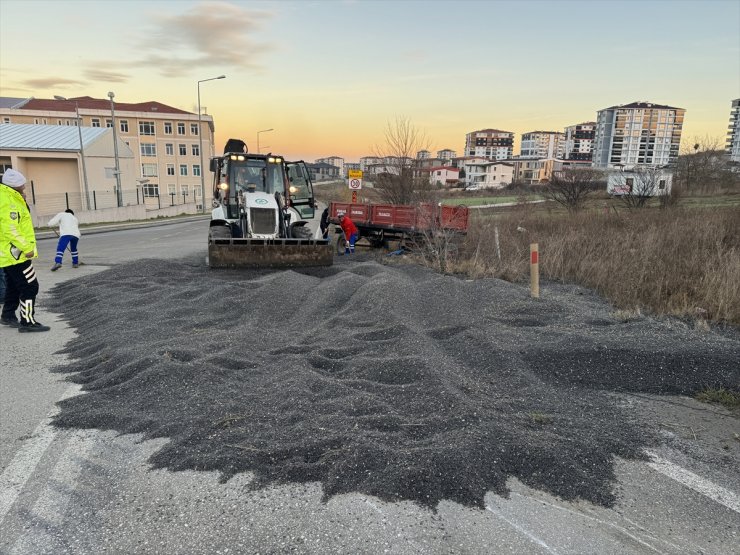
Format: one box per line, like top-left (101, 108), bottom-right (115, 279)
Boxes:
top-left (0, 184), bottom-right (37, 267)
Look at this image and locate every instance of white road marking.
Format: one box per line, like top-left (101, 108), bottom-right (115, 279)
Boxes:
top-left (0, 384), bottom-right (81, 524)
top-left (646, 450), bottom-right (740, 514)
top-left (486, 504), bottom-right (560, 554)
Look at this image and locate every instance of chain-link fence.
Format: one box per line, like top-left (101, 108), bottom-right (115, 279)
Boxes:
top-left (27, 182), bottom-right (201, 216)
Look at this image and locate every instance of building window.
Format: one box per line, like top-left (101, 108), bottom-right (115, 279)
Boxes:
top-left (120, 120), bottom-right (129, 133)
top-left (179, 144), bottom-right (187, 156)
top-left (191, 123), bottom-right (199, 136)
top-left (180, 185), bottom-right (188, 196)
top-left (106, 119), bottom-right (113, 128)
top-left (193, 186), bottom-right (201, 198)
top-left (179, 164), bottom-right (188, 176)
top-left (139, 121), bottom-right (155, 135)
top-left (140, 143), bottom-right (157, 157)
top-left (191, 144), bottom-right (200, 156)
top-left (193, 164), bottom-right (201, 177)
top-left (168, 184), bottom-right (176, 195)
top-left (165, 143), bottom-right (174, 156)
top-left (91, 118), bottom-right (101, 127)
top-left (142, 164), bottom-right (158, 177)
top-left (142, 184), bottom-right (159, 198)
top-left (164, 122), bottom-right (173, 135)
top-left (177, 122), bottom-right (185, 135)
top-left (166, 164), bottom-right (175, 176)
top-left (2, 117), bottom-right (10, 124)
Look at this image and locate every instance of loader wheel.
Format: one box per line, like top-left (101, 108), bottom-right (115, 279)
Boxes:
top-left (209, 225), bottom-right (231, 241)
top-left (291, 224), bottom-right (313, 239)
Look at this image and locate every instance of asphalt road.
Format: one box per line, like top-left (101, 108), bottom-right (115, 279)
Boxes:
top-left (1, 219), bottom-right (738, 554)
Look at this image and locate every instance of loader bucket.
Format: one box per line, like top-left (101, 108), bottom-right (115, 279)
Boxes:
top-left (208, 238), bottom-right (334, 269)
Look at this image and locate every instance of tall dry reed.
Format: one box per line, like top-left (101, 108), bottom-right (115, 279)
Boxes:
top-left (457, 207), bottom-right (740, 326)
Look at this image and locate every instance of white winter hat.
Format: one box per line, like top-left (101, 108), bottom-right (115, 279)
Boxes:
top-left (1, 168), bottom-right (27, 188)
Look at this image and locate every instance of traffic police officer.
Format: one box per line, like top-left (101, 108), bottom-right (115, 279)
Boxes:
top-left (0, 169), bottom-right (50, 332)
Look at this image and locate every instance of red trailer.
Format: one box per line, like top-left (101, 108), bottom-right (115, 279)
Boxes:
top-left (329, 201), bottom-right (469, 251)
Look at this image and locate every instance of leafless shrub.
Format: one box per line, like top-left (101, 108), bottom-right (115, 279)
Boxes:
top-left (542, 168), bottom-right (604, 212)
top-left (371, 116), bottom-right (435, 205)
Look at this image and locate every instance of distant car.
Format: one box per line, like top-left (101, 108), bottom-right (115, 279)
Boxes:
top-left (465, 185), bottom-right (480, 191)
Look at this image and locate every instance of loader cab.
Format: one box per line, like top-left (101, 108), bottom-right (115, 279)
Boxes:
top-left (214, 154), bottom-right (287, 219)
top-left (285, 161), bottom-right (316, 219)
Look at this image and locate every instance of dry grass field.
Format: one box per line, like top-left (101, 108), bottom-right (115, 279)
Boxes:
top-left (457, 200), bottom-right (740, 327)
top-left (315, 181), bottom-right (739, 327)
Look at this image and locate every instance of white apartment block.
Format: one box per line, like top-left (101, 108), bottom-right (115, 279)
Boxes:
top-left (315, 156), bottom-right (345, 177)
top-left (462, 157), bottom-right (513, 188)
top-left (0, 95), bottom-right (216, 203)
top-left (465, 129), bottom-right (514, 161)
top-left (727, 99), bottom-right (740, 163)
top-left (592, 102), bottom-right (685, 168)
top-left (416, 150), bottom-right (431, 159)
top-left (563, 122), bottom-right (595, 161)
top-left (520, 131), bottom-right (564, 159)
top-left (359, 156), bottom-right (381, 172)
top-left (428, 166), bottom-right (459, 187)
top-left (437, 149), bottom-right (456, 161)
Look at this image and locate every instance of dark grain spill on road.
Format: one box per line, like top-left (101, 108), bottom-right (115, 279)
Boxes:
top-left (46, 256), bottom-right (740, 510)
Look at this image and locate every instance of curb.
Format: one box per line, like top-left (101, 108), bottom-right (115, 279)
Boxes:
top-left (35, 214), bottom-right (211, 240)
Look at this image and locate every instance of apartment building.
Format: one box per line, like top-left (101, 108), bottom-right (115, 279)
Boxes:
top-left (592, 102), bottom-right (685, 168)
top-left (315, 156), bottom-right (345, 177)
top-left (416, 150), bottom-right (431, 159)
top-left (727, 99), bottom-right (740, 163)
top-left (461, 157), bottom-right (513, 188)
top-left (563, 122), bottom-right (595, 161)
top-left (437, 149), bottom-right (456, 162)
top-left (520, 131), bottom-right (564, 159)
top-left (465, 129), bottom-right (514, 161)
top-left (428, 166), bottom-right (460, 187)
top-left (0, 95), bottom-right (217, 205)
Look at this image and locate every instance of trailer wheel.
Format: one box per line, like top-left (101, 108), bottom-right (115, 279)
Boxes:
top-left (336, 236), bottom-right (347, 255)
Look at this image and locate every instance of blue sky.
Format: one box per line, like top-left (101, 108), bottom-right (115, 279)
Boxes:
top-left (1, 0), bottom-right (738, 160)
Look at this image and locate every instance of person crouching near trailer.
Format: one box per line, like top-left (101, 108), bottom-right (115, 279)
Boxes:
top-left (0, 169), bottom-right (50, 332)
top-left (338, 213), bottom-right (359, 255)
top-left (48, 209), bottom-right (81, 271)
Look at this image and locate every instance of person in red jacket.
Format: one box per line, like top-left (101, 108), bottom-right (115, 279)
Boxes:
top-left (337, 214), bottom-right (359, 255)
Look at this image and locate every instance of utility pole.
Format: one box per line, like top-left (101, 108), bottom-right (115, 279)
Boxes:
top-left (108, 91), bottom-right (122, 207)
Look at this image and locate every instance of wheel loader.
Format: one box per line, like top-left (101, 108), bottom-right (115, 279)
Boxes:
top-left (207, 139), bottom-right (332, 268)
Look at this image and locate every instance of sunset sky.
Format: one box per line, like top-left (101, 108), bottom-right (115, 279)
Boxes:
top-left (1, 0), bottom-right (738, 162)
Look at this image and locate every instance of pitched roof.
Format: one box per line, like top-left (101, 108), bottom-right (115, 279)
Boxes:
top-left (604, 101), bottom-right (682, 111)
top-left (17, 96), bottom-right (194, 115)
top-left (468, 129), bottom-right (514, 135)
top-left (0, 97), bottom-right (31, 109)
top-left (0, 123), bottom-right (109, 150)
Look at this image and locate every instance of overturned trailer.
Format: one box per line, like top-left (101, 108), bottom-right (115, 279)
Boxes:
top-left (207, 139), bottom-right (332, 268)
top-left (329, 201), bottom-right (469, 253)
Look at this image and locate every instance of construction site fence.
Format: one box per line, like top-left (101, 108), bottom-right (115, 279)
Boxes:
top-left (26, 181), bottom-right (203, 217)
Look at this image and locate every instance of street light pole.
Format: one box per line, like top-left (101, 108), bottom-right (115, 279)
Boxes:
top-left (257, 128), bottom-right (273, 153)
top-left (197, 75), bottom-right (226, 213)
top-left (54, 95), bottom-right (90, 210)
top-left (107, 91), bottom-right (122, 207)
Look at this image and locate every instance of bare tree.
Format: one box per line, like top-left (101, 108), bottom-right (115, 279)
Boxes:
top-left (675, 135), bottom-right (737, 192)
top-left (372, 116), bottom-right (434, 205)
top-left (617, 167), bottom-right (669, 209)
top-left (542, 168), bottom-right (603, 212)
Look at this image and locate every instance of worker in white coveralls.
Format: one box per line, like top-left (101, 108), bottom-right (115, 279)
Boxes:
top-left (48, 208), bottom-right (81, 271)
top-left (0, 169), bottom-right (51, 332)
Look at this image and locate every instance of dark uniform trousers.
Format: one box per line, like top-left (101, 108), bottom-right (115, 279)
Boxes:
top-left (1, 260), bottom-right (39, 324)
